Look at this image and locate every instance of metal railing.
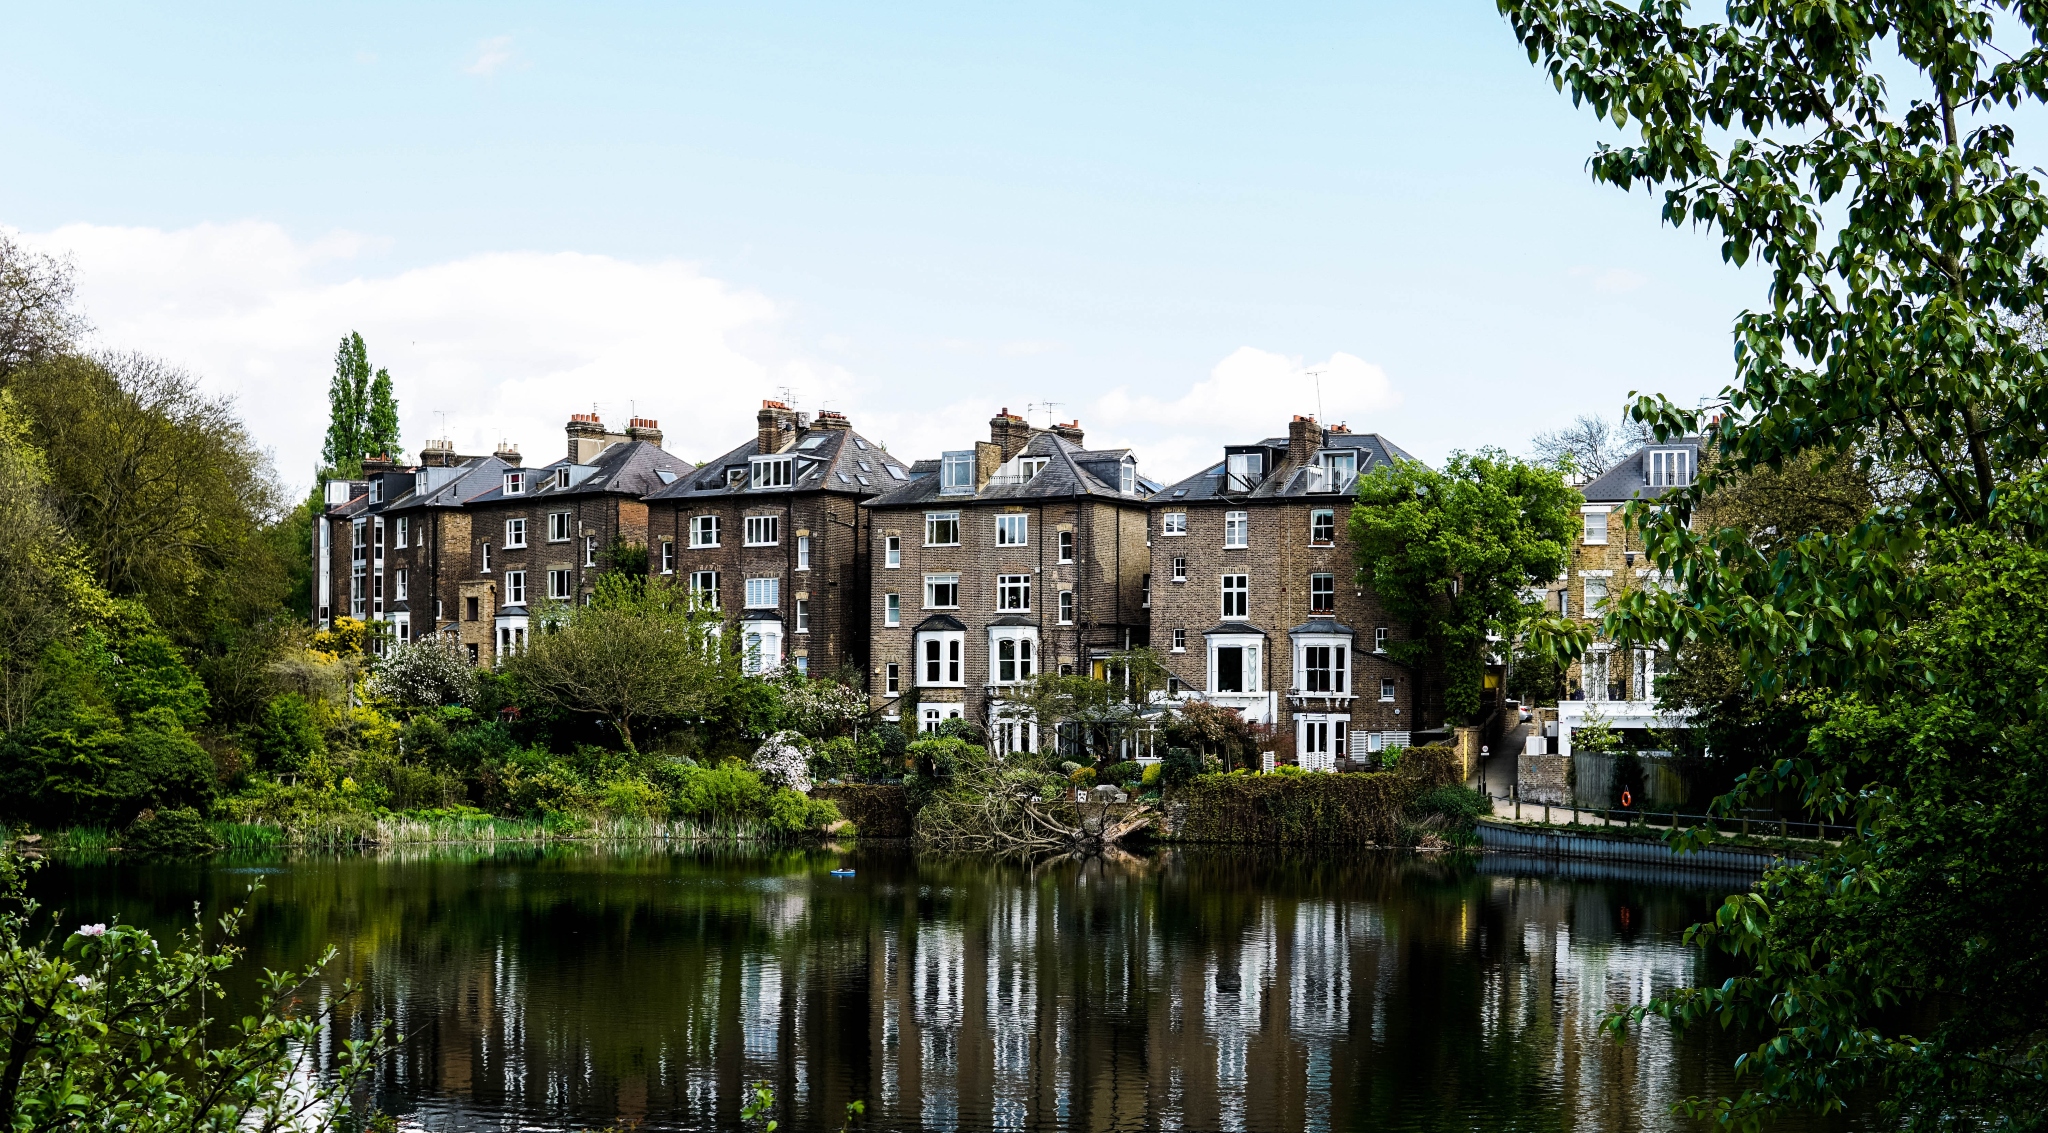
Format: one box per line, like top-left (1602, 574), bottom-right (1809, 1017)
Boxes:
top-left (1487, 788), bottom-right (1857, 842)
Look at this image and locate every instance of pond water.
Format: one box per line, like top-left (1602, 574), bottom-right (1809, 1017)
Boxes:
top-left (37, 845), bottom-right (1851, 1132)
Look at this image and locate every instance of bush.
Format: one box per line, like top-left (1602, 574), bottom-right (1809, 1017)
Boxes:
top-left (1141, 762), bottom-right (1163, 787)
top-left (122, 807), bottom-right (222, 856)
top-left (1169, 752), bottom-right (1463, 845)
top-left (1408, 785), bottom-right (1489, 838)
top-left (598, 774), bottom-right (665, 819)
top-left (253, 692), bottom-right (323, 772)
top-left (1101, 761), bottom-right (1143, 786)
top-left (764, 788), bottom-right (841, 834)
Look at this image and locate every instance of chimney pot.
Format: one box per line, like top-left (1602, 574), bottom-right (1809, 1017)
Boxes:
top-left (494, 441), bottom-right (522, 467)
top-left (625, 416), bottom-right (664, 449)
top-left (757, 401), bottom-right (800, 453)
top-left (1050, 420), bottom-right (1084, 446)
top-left (1287, 415), bottom-right (1323, 466)
top-left (989, 408), bottom-right (1034, 460)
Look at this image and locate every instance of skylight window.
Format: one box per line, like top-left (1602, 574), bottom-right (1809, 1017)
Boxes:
top-left (797, 435), bottom-right (828, 450)
top-left (887, 464), bottom-right (908, 481)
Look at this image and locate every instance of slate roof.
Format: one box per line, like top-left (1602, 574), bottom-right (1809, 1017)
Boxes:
top-left (1288, 617), bottom-right (1356, 638)
top-left (1152, 429), bottom-right (1418, 503)
top-left (645, 426), bottom-right (903, 501)
top-left (861, 430), bottom-right (1158, 508)
top-left (374, 456), bottom-right (518, 515)
top-left (465, 440), bottom-right (694, 505)
top-left (1579, 436), bottom-right (1704, 503)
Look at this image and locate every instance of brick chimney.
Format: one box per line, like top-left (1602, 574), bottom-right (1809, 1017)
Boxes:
top-left (974, 441), bottom-right (1004, 489)
top-left (625, 416), bottom-right (664, 448)
top-left (418, 438), bottom-right (458, 467)
top-left (989, 407), bottom-right (1032, 460)
top-left (1050, 419), bottom-right (1084, 446)
top-left (1287, 415), bottom-right (1323, 466)
top-left (566, 412), bottom-right (619, 463)
top-left (494, 441), bottom-right (522, 467)
top-left (811, 409), bottom-right (851, 431)
top-left (361, 454), bottom-right (400, 474)
top-left (757, 400), bottom-right (800, 454)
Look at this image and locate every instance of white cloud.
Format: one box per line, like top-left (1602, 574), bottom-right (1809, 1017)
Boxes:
top-left (1090, 346), bottom-right (1400, 478)
top-left (20, 221), bottom-right (866, 488)
top-left (1570, 265), bottom-right (1650, 295)
top-left (464, 35), bottom-right (516, 76)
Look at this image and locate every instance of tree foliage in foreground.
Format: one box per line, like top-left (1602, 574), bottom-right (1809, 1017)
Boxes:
top-left (0, 851), bottom-right (391, 1132)
top-left (1349, 449), bottom-right (1577, 723)
top-left (1500, 0), bottom-right (2048, 1126)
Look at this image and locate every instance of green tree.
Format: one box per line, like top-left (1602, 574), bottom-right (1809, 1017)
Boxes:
top-left (1500, 0), bottom-right (2048, 1125)
top-left (505, 574), bottom-right (737, 751)
top-left (1348, 449), bottom-right (1577, 723)
top-left (321, 331), bottom-right (398, 471)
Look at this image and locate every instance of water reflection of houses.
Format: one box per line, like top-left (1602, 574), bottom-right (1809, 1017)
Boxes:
top-left (316, 852), bottom-right (1748, 1132)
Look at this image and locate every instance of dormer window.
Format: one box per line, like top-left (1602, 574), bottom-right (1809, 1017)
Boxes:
top-left (1310, 449), bottom-right (1358, 492)
top-left (940, 451), bottom-right (974, 494)
top-left (989, 455), bottom-right (1049, 487)
top-left (370, 479), bottom-right (383, 503)
top-left (556, 467), bottom-right (571, 489)
top-left (750, 456), bottom-right (793, 489)
top-left (1225, 451), bottom-right (1263, 492)
top-left (726, 467), bottom-right (747, 488)
top-left (1120, 458), bottom-right (1137, 494)
top-left (504, 471), bottom-right (525, 495)
top-left (1648, 448), bottom-right (1692, 487)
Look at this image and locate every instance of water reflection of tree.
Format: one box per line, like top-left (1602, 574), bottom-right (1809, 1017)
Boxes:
top-left (38, 848), bottom-right (1837, 1131)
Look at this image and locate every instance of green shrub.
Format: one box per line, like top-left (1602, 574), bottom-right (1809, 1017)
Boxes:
top-left (1408, 785), bottom-right (1489, 837)
top-left (1141, 762), bottom-right (1163, 787)
top-left (598, 774), bottom-right (666, 819)
top-left (1069, 766), bottom-right (1096, 787)
top-left (1173, 770), bottom-right (1412, 844)
top-left (254, 692), bottom-right (324, 773)
top-left (1101, 761), bottom-right (1143, 786)
top-left (764, 788), bottom-right (841, 833)
top-left (667, 761), bottom-right (770, 823)
top-left (122, 807), bottom-right (222, 857)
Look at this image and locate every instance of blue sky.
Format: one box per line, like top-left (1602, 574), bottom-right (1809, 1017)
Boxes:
top-left (2, 2), bottom-right (1753, 484)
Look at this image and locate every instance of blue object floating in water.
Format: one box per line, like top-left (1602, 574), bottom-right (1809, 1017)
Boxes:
top-left (829, 869), bottom-right (856, 877)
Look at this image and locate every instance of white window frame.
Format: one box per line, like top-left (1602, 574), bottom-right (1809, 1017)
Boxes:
top-left (742, 623), bottom-right (784, 675)
top-left (659, 539), bottom-right (675, 574)
top-left (1057, 530), bottom-right (1074, 563)
top-left (1171, 555), bottom-right (1187, 582)
top-left (940, 451), bottom-right (974, 493)
top-left (1057, 590), bottom-right (1074, 625)
top-left (503, 570), bottom-right (526, 605)
top-left (925, 573), bottom-right (960, 609)
top-left (1374, 626), bottom-right (1388, 652)
top-left (920, 703), bottom-right (963, 732)
top-left (885, 662), bottom-right (901, 695)
top-left (745, 576), bottom-right (780, 609)
top-left (548, 569), bottom-right (572, 601)
top-left (749, 455), bottom-right (794, 489)
top-left (996, 573), bottom-right (1031, 612)
top-left (585, 535), bottom-right (598, 567)
top-left (1295, 637), bottom-right (1350, 694)
top-left (1120, 458), bottom-right (1137, 494)
top-left (1582, 506), bottom-right (1610, 545)
top-left (548, 511), bottom-right (572, 543)
top-left (394, 567), bottom-right (408, 600)
top-left (744, 515), bottom-right (780, 547)
top-left (1171, 627), bottom-right (1187, 652)
top-left (1162, 511), bottom-right (1187, 536)
top-left (480, 541), bottom-right (491, 573)
top-left (690, 570), bottom-right (720, 609)
top-left (395, 516), bottom-right (409, 548)
top-left (1380, 676), bottom-right (1397, 702)
top-left (1221, 573), bottom-right (1249, 619)
top-left (884, 592), bottom-right (901, 627)
top-left (1224, 510), bottom-right (1248, 549)
top-left (917, 630), bottom-right (965, 687)
top-left (1310, 508), bottom-right (1335, 545)
top-left (1207, 635), bottom-right (1261, 694)
top-left (504, 518), bottom-right (527, 548)
top-left (885, 534), bottom-right (901, 568)
top-left (925, 511), bottom-right (961, 547)
top-left (1296, 714), bottom-right (1349, 771)
top-left (691, 515), bottom-right (721, 548)
top-left (797, 534), bottom-right (810, 570)
top-left (996, 514), bottom-right (1029, 546)
top-left (556, 467), bottom-right (571, 490)
top-left (1648, 448), bottom-right (1692, 487)
top-left (795, 598), bottom-right (809, 633)
top-left (1582, 572), bottom-right (1611, 613)
top-left (504, 471), bottom-right (524, 495)
top-left (989, 626), bottom-right (1038, 685)
top-left (1309, 572), bottom-right (1337, 613)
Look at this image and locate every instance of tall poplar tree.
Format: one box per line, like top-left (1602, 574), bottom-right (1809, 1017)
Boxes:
top-left (321, 332), bottom-right (398, 472)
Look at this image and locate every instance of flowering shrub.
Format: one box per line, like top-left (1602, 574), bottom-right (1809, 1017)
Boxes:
top-left (750, 731), bottom-right (812, 793)
top-left (368, 637), bottom-right (478, 708)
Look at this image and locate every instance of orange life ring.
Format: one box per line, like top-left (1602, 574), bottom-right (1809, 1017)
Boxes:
top-left (1621, 788), bottom-right (1634, 808)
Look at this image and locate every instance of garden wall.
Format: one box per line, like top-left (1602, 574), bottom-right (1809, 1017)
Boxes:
top-left (810, 785), bottom-right (912, 838)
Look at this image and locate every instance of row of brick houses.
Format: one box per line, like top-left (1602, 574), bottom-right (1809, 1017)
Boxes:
top-left (321, 401), bottom-right (1592, 764)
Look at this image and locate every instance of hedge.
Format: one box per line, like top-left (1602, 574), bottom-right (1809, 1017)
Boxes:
top-left (1170, 744), bottom-right (1463, 845)
top-left (809, 784), bottom-right (911, 838)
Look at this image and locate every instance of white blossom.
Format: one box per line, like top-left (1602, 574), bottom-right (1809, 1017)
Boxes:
top-left (751, 731), bottom-right (813, 794)
top-left (76, 923), bottom-right (107, 938)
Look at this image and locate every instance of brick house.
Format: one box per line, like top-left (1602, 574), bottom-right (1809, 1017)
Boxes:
top-left (314, 441), bottom-right (517, 651)
top-left (642, 402), bottom-right (897, 680)
top-left (456, 414), bottom-right (693, 666)
top-left (862, 410), bottom-right (1154, 748)
top-left (1147, 416), bottom-right (1427, 770)
top-left (1545, 436), bottom-right (1703, 756)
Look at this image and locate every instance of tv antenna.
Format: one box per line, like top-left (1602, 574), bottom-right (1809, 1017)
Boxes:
top-left (775, 384), bottom-right (799, 408)
top-left (435, 411), bottom-right (449, 440)
top-left (1305, 369), bottom-right (1327, 425)
top-left (1030, 400), bottom-right (1063, 429)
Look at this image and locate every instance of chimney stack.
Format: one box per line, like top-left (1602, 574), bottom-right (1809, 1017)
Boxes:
top-left (418, 438), bottom-right (458, 467)
top-left (566, 412), bottom-right (621, 463)
top-left (1050, 419), bottom-right (1084, 446)
top-left (361, 454), bottom-right (400, 474)
top-left (494, 441), bottom-right (522, 467)
top-left (812, 409), bottom-right (851, 431)
top-left (757, 400), bottom-right (800, 454)
top-left (1287, 415), bottom-right (1323, 467)
top-left (625, 416), bottom-right (664, 449)
top-left (989, 407), bottom-right (1033, 460)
